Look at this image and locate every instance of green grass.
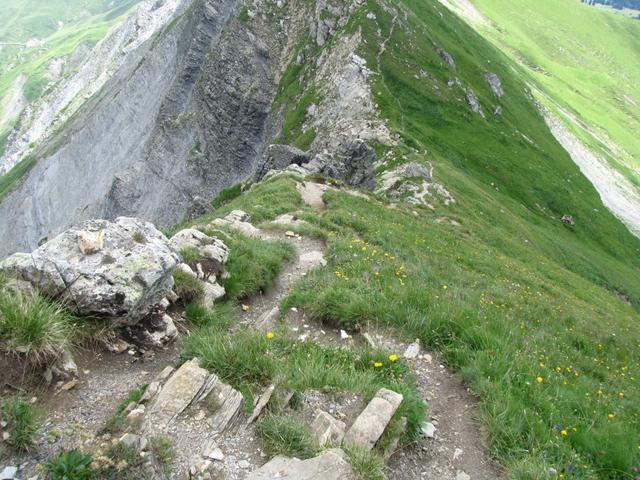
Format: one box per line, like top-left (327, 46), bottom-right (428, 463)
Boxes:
top-left (468, 0), bottom-right (640, 186)
top-left (211, 182), bottom-right (243, 208)
top-left (149, 436), bottom-right (174, 479)
top-left (344, 445), bottom-right (388, 480)
top-left (0, 291), bottom-right (76, 364)
top-left (223, 233), bottom-right (296, 299)
top-left (257, 415), bottom-right (318, 459)
top-left (172, 269), bottom-right (205, 304)
top-left (0, 396), bottom-right (39, 452)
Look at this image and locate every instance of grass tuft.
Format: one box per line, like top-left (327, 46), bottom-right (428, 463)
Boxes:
top-left (0, 292), bottom-right (75, 364)
top-left (0, 396), bottom-right (39, 452)
top-left (172, 269), bottom-right (204, 304)
top-left (344, 445), bottom-right (388, 480)
top-left (224, 234), bottom-right (296, 300)
top-left (257, 415), bottom-right (318, 459)
top-left (45, 449), bottom-right (93, 480)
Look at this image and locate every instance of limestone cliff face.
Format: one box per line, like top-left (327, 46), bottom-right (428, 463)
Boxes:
top-left (0, 0), bottom-right (311, 257)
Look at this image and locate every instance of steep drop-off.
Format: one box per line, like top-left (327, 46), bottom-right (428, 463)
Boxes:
top-left (0, 0), bottom-right (312, 256)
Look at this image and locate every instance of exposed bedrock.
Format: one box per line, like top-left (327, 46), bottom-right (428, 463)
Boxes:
top-left (0, 0), bottom-right (307, 258)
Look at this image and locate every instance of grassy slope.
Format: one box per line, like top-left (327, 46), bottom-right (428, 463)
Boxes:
top-left (468, 0), bottom-right (640, 187)
top-left (0, 0), bottom-right (141, 147)
top-left (242, 0), bottom-right (640, 477)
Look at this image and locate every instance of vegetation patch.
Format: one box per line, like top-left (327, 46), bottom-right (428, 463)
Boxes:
top-left (172, 269), bottom-right (205, 304)
top-left (223, 233), bottom-right (296, 299)
top-left (344, 445), bottom-right (388, 480)
top-left (0, 291), bottom-right (76, 364)
top-left (0, 396), bottom-right (39, 452)
top-left (100, 384), bottom-right (147, 435)
top-left (257, 415), bottom-right (318, 459)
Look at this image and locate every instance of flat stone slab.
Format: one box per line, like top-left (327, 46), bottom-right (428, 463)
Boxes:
top-left (246, 448), bottom-right (356, 480)
top-left (343, 387), bottom-right (403, 449)
top-left (144, 359), bottom-right (209, 433)
top-left (311, 410), bottom-right (346, 446)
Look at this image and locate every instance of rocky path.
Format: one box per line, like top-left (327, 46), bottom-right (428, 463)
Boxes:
top-left (2, 181), bottom-right (500, 479)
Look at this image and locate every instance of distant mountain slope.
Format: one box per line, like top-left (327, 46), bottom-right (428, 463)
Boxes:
top-left (0, 0), bottom-right (141, 158)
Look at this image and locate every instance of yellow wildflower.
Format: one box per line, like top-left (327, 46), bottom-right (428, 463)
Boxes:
top-left (388, 354), bottom-right (398, 362)
top-left (266, 332), bottom-right (275, 340)
top-left (374, 362), bottom-right (383, 368)
top-left (536, 376), bottom-right (544, 383)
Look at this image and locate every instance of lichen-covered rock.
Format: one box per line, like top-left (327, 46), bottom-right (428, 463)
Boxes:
top-left (0, 217), bottom-right (179, 324)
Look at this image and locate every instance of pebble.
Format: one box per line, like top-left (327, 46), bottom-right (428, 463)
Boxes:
top-left (403, 340), bottom-right (420, 359)
top-left (238, 460), bottom-right (250, 469)
top-left (421, 422), bottom-right (436, 439)
top-left (0, 466), bottom-right (18, 480)
top-left (340, 329), bottom-right (351, 340)
top-left (453, 448), bottom-right (463, 461)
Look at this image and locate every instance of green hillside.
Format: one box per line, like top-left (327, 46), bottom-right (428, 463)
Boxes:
top-left (468, 0), bottom-right (640, 188)
top-left (0, 0), bottom-right (141, 151)
top-left (261, 0), bottom-right (640, 477)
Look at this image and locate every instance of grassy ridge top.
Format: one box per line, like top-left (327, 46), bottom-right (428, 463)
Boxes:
top-left (270, 0), bottom-right (640, 475)
top-left (469, 0), bottom-right (640, 186)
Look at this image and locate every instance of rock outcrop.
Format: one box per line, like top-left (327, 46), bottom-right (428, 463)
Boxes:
top-left (343, 387), bottom-right (403, 449)
top-left (0, 217), bottom-right (179, 324)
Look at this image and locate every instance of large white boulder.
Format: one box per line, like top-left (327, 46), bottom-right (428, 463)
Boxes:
top-left (0, 217), bottom-right (179, 324)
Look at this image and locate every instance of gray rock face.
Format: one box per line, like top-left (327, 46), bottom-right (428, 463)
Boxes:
top-left (247, 448), bottom-right (356, 480)
top-left (255, 144), bottom-right (310, 180)
top-left (0, 0), bottom-right (305, 258)
top-left (0, 217), bottom-right (179, 324)
top-left (343, 387), bottom-right (403, 449)
top-left (306, 139), bottom-right (377, 189)
top-left (484, 72), bottom-right (504, 97)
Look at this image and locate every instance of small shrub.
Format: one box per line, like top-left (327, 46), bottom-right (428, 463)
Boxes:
top-left (257, 415), bottom-right (317, 459)
top-left (344, 445), bottom-right (388, 480)
top-left (172, 269), bottom-right (204, 304)
top-left (45, 449), bottom-right (93, 480)
top-left (0, 397), bottom-right (39, 451)
top-left (0, 292), bottom-right (75, 364)
top-left (238, 6), bottom-right (251, 22)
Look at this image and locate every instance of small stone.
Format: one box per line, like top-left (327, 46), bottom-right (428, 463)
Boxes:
top-left (344, 388), bottom-right (403, 449)
top-left (340, 330), bottom-right (351, 340)
top-left (311, 411), bottom-right (346, 446)
top-left (0, 466), bottom-right (18, 480)
top-left (242, 304), bottom-right (251, 312)
top-left (61, 378), bottom-right (78, 391)
top-left (421, 422), bottom-right (436, 439)
top-left (119, 433), bottom-right (140, 448)
top-left (284, 230), bottom-right (296, 237)
top-left (362, 332), bottom-right (377, 348)
top-left (453, 447), bottom-right (463, 460)
top-left (238, 460), bottom-right (250, 469)
top-left (205, 441), bottom-right (225, 461)
top-left (403, 340), bottom-right (420, 359)
top-left (126, 406), bottom-right (146, 426)
top-left (0, 420), bottom-right (7, 428)
top-left (2, 431), bottom-right (10, 441)
top-left (456, 471), bottom-right (471, 480)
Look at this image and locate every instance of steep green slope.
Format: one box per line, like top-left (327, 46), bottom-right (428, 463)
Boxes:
top-left (0, 0), bottom-right (141, 151)
top-left (467, 0), bottom-right (640, 187)
top-left (259, 0), bottom-right (640, 477)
